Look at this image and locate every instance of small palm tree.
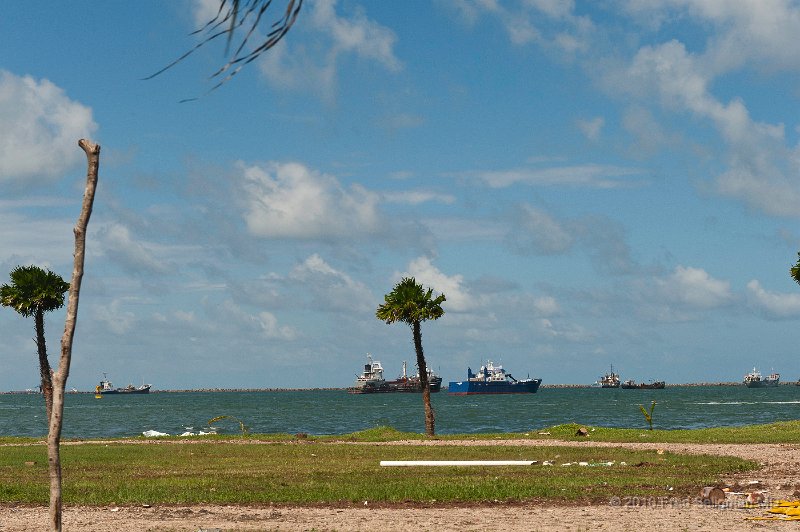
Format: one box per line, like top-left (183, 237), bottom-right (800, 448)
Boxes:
top-left (791, 252), bottom-right (800, 285)
top-left (376, 277), bottom-right (445, 436)
top-left (1, 265), bottom-right (70, 421)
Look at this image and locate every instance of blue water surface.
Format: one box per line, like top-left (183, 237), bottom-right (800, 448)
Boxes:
top-left (1, 386), bottom-right (799, 438)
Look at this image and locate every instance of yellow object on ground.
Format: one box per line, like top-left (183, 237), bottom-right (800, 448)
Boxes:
top-left (746, 500), bottom-right (800, 521)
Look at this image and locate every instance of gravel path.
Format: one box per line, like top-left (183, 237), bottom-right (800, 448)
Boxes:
top-left (2, 439), bottom-right (799, 531)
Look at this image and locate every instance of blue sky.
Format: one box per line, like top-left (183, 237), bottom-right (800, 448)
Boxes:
top-left (2, 0), bottom-right (800, 391)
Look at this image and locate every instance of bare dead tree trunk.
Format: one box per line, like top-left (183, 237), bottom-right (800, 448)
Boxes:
top-left (47, 139), bottom-right (99, 532)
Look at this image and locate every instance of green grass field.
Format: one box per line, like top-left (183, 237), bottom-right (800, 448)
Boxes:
top-left (0, 422), bottom-right (778, 506)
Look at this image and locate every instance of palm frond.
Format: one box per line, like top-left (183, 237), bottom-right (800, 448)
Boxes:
top-left (376, 277), bottom-right (446, 326)
top-left (791, 252), bottom-right (800, 285)
top-left (145, 0), bottom-right (303, 100)
top-left (1, 265), bottom-right (69, 317)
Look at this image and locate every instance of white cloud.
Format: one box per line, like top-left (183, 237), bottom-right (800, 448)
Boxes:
top-left (0, 70), bottom-right (97, 181)
top-left (508, 205), bottom-right (574, 255)
top-left (656, 266), bottom-right (733, 309)
top-left (257, 311), bottom-right (297, 340)
top-left (533, 295), bottom-right (560, 315)
top-left (424, 217), bottom-right (505, 242)
top-left (678, 0), bottom-right (800, 72)
top-left (475, 164), bottom-right (643, 188)
top-left (257, 0), bottom-right (400, 100)
top-left (0, 210), bottom-right (73, 265)
top-left (746, 279), bottom-right (800, 319)
top-left (311, 0), bottom-right (400, 70)
top-left (577, 116), bottom-right (604, 141)
top-left (93, 299), bottom-right (137, 335)
top-left (613, 32), bottom-right (800, 217)
top-left (535, 317), bottom-right (591, 342)
top-left (443, 0), bottom-right (592, 51)
top-left (620, 0), bottom-right (800, 69)
top-left (241, 162), bottom-right (381, 239)
top-left (174, 310), bottom-right (196, 323)
top-left (383, 113), bottom-right (425, 131)
top-left (622, 105), bottom-right (680, 156)
top-left (97, 223), bottom-right (169, 274)
top-left (217, 299), bottom-right (296, 340)
top-left (256, 42), bottom-right (336, 100)
top-left (403, 256), bottom-right (472, 312)
top-left (382, 191), bottom-right (455, 205)
top-left (289, 254), bottom-right (373, 312)
top-left (191, 0), bottom-right (220, 27)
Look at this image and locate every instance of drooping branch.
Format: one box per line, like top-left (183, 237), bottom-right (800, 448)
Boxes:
top-left (144, 0), bottom-right (303, 101)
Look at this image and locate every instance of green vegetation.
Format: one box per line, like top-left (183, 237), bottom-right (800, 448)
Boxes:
top-left (1, 265), bottom-right (70, 420)
top-left (0, 439), bottom-right (753, 505)
top-left (376, 277), bottom-right (446, 437)
top-left (5, 420), bottom-right (800, 446)
top-left (5, 422), bottom-right (796, 507)
top-left (520, 421), bottom-right (800, 444)
top-left (639, 401), bottom-right (656, 430)
top-left (208, 415), bottom-right (250, 436)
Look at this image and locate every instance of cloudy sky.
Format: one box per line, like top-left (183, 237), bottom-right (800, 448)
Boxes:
top-left (2, 0), bottom-right (800, 391)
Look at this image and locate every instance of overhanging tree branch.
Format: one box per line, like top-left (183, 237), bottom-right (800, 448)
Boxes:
top-left (144, 0), bottom-right (303, 101)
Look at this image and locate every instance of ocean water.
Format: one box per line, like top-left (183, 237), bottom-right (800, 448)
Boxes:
top-left (1, 386), bottom-right (799, 438)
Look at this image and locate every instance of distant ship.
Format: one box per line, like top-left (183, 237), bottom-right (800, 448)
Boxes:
top-left (448, 361), bottom-right (541, 395)
top-left (385, 360), bottom-right (442, 393)
top-left (597, 365), bottom-right (621, 388)
top-left (348, 355), bottom-right (442, 394)
top-left (96, 373), bottom-right (151, 395)
top-left (621, 379), bottom-right (665, 389)
top-left (743, 368), bottom-right (779, 388)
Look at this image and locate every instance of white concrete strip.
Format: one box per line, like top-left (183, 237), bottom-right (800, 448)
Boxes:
top-left (379, 460), bottom-right (537, 466)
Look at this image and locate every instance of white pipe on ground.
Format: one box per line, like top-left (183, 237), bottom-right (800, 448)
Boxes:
top-left (379, 460), bottom-right (537, 466)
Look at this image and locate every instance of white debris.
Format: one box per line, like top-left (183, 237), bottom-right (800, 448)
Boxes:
top-left (142, 430), bottom-right (170, 437)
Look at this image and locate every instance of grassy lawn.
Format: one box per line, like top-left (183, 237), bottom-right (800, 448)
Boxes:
top-left (313, 421), bottom-right (800, 444)
top-left (406, 421), bottom-right (800, 445)
top-left (0, 430), bottom-right (758, 505)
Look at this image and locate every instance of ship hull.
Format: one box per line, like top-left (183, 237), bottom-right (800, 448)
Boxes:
top-left (620, 381), bottom-right (666, 390)
top-left (349, 377), bottom-right (442, 394)
top-left (447, 378), bottom-right (542, 395)
top-left (621, 382), bottom-right (665, 389)
top-left (386, 376), bottom-right (442, 393)
top-left (744, 380), bottom-right (779, 388)
top-left (100, 386), bottom-right (151, 394)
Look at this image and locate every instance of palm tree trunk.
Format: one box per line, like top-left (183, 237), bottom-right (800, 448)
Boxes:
top-left (47, 139), bottom-right (100, 532)
top-left (413, 321), bottom-right (435, 436)
top-left (34, 308), bottom-right (54, 422)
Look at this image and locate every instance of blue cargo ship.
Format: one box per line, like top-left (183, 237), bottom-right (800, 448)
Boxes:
top-left (448, 361), bottom-right (542, 395)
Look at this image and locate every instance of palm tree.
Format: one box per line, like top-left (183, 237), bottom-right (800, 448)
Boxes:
top-left (1, 265), bottom-right (70, 422)
top-left (376, 277), bottom-right (446, 436)
top-left (791, 252), bottom-right (800, 285)
top-left (146, 0), bottom-right (303, 99)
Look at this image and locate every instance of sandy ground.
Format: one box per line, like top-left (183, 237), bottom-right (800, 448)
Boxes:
top-left (2, 439), bottom-right (800, 531)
